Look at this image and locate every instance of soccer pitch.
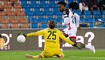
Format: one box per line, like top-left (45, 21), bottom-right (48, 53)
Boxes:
top-left (0, 49), bottom-right (105, 60)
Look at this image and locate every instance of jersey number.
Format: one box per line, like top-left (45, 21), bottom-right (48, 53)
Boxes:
top-left (47, 31), bottom-right (56, 40)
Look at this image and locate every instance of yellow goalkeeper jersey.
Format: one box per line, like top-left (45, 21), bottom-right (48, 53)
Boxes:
top-left (26, 28), bottom-right (74, 50)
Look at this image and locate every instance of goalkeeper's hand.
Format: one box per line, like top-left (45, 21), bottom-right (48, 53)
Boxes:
top-left (73, 42), bottom-right (83, 49)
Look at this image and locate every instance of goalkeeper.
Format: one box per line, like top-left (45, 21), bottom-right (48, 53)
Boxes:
top-left (20, 20), bottom-right (83, 58)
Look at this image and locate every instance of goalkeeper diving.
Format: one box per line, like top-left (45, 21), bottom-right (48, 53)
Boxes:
top-left (18, 20), bottom-right (83, 58)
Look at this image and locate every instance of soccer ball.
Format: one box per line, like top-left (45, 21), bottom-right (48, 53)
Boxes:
top-left (17, 35), bottom-right (26, 43)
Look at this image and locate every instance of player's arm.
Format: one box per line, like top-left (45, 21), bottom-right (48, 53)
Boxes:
top-left (25, 30), bottom-right (44, 37)
top-left (18, 29), bottom-right (44, 37)
top-left (62, 9), bottom-right (70, 25)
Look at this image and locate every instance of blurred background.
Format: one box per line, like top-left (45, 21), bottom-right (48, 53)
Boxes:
top-left (0, 0), bottom-right (105, 29)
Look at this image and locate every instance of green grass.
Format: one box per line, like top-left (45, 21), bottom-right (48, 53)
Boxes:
top-left (0, 49), bottom-right (105, 60)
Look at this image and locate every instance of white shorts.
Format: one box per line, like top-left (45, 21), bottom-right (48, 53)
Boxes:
top-left (62, 27), bottom-right (77, 38)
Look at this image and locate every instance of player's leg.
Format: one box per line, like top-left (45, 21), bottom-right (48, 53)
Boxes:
top-left (69, 35), bottom-right (95, 50)
top-left (56, 50), bottom-right (64, 58)
top-left (69, 37), bottom-right (85, 47)
top-left (69, 28), bottom-right (95, 53)
top-left (69, 28), bottom-right (86, 48)
top-left (26, 54), bottom-right (41, 58)
top-left (69, 37), bottom-right (76, 43)
top-left (60, 28), bottom-right (69, 51)
top-left (85, 44), bottom-right (96, 54)
top-left (68, 28), bottom-right (77, 43)
top-left (40, 50), bottom-right (56, 58)
top-left (26, 51), bottom-right (45, 58)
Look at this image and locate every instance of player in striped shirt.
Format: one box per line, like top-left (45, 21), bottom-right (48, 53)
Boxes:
top-left (57, 1), bottom-right (95, 53)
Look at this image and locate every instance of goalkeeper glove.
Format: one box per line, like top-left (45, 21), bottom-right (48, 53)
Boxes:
top-left (73, 43), bottom-right (83, 49)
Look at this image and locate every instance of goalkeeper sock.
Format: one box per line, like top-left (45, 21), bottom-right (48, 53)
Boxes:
top-left (32, 55), bottom-right (39, 58)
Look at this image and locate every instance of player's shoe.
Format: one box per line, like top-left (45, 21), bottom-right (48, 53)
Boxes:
top-left (88, 45), bottom-right (96, 54)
